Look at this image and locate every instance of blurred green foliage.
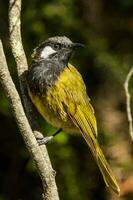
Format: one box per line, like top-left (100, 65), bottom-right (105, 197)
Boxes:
top-left (0, 0), bottom-right (133, 199)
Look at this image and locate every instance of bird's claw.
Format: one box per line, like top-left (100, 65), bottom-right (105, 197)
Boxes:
top-left (36, 136), bottom-right (53, 145)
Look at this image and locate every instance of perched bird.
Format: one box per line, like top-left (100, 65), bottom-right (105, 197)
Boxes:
top-left (27, 36), bottom-right (120, 195)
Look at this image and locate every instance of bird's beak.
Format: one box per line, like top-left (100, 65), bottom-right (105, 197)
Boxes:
top-left (72, 43), bottom-right (85, 49)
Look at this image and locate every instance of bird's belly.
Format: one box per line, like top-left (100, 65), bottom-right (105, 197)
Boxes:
top-left (41, 105), bottom-right (79, 134)
top-left (28, 90), bottom-right (78, 134)
top-left (44, 111), bottom-right (78, 134)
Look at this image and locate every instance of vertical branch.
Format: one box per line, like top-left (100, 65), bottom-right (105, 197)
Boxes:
top-left (8, 0), bottom-right (59, 199)
top-left (9, 0), bottom-right (34, 124)
top-left (124, 66), bottom-right (133, 141)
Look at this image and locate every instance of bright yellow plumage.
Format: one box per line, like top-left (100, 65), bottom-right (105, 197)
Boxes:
top-left (28, 63), bottom-right (120, 195)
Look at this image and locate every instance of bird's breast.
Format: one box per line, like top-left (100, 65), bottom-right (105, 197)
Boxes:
top-left (28, 63), bottom-right (82, 133)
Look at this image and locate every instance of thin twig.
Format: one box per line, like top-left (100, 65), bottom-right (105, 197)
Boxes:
top-left (124, 66), bottom-right (133, 141)
top-left (7, 0), bottom-right (59, 199)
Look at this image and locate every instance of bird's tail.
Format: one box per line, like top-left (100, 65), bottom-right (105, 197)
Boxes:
top-left (70, 106), bottom-right (120, 195)
top-left (96, 143), bottom-right (120, 195)
top-left (82, 130), bottom-right (120, 195)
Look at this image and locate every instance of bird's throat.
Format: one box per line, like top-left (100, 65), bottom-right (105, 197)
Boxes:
top-left (27, 60), bottom-right (67, 95)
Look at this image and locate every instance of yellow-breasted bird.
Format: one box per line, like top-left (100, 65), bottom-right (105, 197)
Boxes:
top-left (27, 36), bottom-right (120, 195)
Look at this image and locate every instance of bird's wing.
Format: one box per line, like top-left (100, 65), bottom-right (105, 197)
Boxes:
top-left (60, 64), bottom-right (98, 137)
top-left (57, 64), bottom-right (120, 195)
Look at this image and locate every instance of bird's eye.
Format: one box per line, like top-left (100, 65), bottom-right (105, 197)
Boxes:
top-left (62, 44), bottom-right (66, 48)
top-left (53, 43), bottom-right (61, 50)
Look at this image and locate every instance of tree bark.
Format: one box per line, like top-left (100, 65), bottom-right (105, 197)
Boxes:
top-left (0, 0), bottom-right (60, 199)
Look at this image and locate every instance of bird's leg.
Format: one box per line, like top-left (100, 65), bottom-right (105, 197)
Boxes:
top-left (36, 128), bottom-right (62, 145)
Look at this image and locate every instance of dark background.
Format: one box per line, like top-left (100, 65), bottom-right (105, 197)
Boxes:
top-left (0, 0), bottom-right (133, 199)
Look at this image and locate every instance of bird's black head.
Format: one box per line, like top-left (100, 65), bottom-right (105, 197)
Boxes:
top-left (28, 36), bottom-right (84, 94)
top-left (32, 36), bottom-right (84, 66)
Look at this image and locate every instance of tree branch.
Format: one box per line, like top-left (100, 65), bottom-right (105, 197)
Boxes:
top-left (9, 0), bottom-right (35, 126)
top-left (124, 66), bottom-right (133, 142)
top-left (0, 0), bottom-right (61, 199)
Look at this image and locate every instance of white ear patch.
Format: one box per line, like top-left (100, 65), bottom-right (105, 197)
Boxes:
top-left (41, 46), bottom-right (56, 59)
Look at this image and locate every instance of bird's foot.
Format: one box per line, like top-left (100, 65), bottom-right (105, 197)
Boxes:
top-left (36, 128), bottom-right (62, 145)
top-left (36, 136), bottom-right (53, 145)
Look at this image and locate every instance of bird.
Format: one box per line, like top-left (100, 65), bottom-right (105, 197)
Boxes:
top-left (27, 36), bottom-right (120, 195)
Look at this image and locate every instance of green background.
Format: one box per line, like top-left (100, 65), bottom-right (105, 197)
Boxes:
top-left (0, 0), bottom-right (133, 199)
